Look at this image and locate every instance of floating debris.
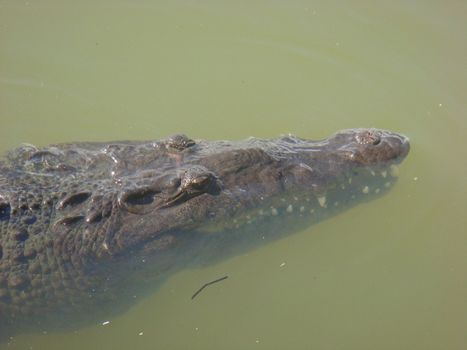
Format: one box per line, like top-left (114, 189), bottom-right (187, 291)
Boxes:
top-left (191, 276), bottom-right (228, 300)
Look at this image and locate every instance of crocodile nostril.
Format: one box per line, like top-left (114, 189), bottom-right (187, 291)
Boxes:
top-left (356, 131), bottom-right (381, 146)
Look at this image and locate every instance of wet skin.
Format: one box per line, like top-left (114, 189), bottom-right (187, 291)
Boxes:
top-left (0, 128), bottom-right (409, 333)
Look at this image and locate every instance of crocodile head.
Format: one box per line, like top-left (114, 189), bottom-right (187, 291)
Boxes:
top-left (89, 128), bottom-right (409, 261)
top-left (0, 128), bottom-right (409, 332)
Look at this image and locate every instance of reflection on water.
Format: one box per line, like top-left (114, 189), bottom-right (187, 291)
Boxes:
top-left (0, 0), bottom-right (466, 349)
top-left (0, 76), bottom-right (93, 106)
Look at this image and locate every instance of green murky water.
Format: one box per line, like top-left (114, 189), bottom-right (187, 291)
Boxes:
top-left (1, 1), bottom-right (466, 349)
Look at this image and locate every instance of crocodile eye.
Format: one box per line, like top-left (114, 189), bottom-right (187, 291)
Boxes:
top-left (189, 175), bottom-right (212, 191)
top-left (158, 166), bottom-right (221, 209)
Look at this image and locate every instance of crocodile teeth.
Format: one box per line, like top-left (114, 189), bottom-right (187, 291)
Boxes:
top-left (362, 186), bottom-right (369, 194)
top-left (390, 164), bottom-right (399, 177)
top-left (381, 170), bottom-right (387, 178)
top-left (317, 196), bottom-right (327, 208)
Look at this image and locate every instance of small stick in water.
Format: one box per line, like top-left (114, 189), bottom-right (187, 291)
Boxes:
top-left (191, 275), bottom-right (228, 300)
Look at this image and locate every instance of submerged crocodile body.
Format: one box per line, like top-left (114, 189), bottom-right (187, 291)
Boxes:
top-left (0, 129), bottom-right (409, 333)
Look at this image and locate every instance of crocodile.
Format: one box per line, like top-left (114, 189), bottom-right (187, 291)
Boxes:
top-left (0, 128), bottom-right (409, 334)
